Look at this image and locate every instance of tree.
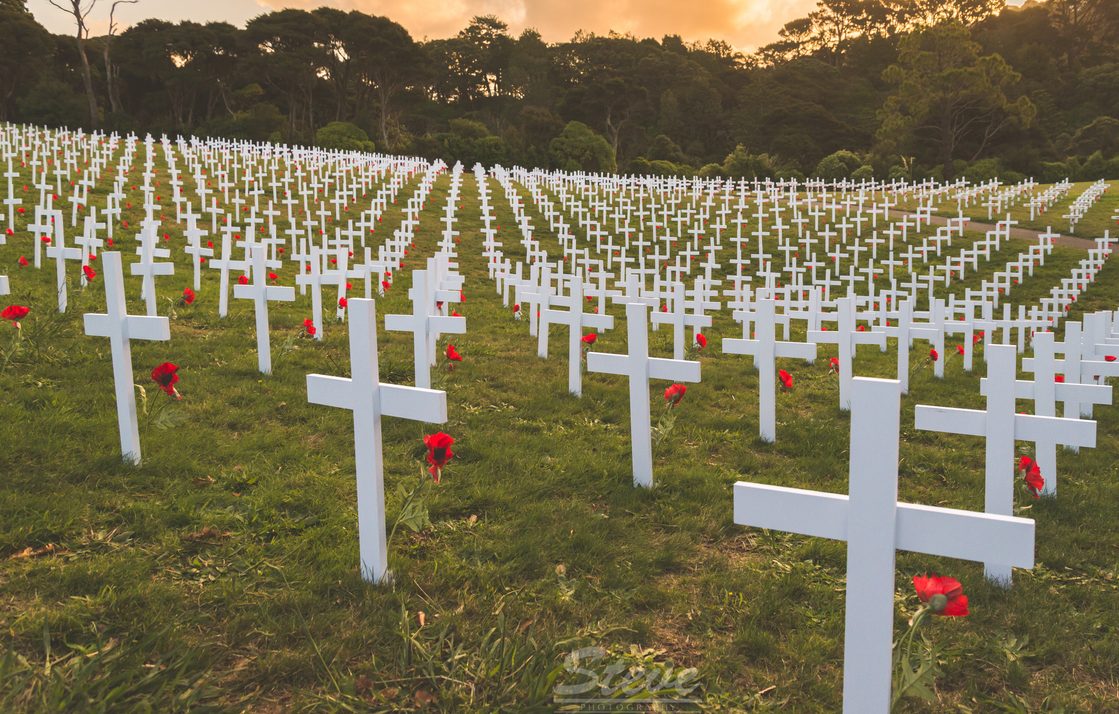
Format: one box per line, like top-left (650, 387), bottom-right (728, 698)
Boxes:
top-left (102, 0), bottom-right (138, 117)
top-left (0, 0), bottom-right (52, 122)
top-left (876, 23), bottom-right (1035, 178)
top-left (549, 121), bottom-right (616, 173)
top-left (47, 0), bottom-right (102, 125)
top-left (315, 121), bottom-right (375, 152)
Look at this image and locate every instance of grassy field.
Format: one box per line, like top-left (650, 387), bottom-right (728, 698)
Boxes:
top-left (1, 163), bottom-right (1118, 712)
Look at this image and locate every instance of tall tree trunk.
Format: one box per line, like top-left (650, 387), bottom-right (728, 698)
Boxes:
top-left (102, 40), bottom-right (120, 115)
top-left (76, 33), bottom-right (100, 126)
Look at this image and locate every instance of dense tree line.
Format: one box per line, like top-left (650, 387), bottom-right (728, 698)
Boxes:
top-left (2, 0), bottom-right (1117, 180)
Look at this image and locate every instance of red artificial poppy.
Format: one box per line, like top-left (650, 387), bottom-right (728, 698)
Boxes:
top-left (1054, 374), bottom-right (1065, 383)
top-left (303, 318), bottom-right (316, 336)
top-left (1106, 356), bottom-right (1117, 362)
top-left (423, 432), bottom-right (455, 482)
top-left (664, 383), bottom-right (687, 407)
top-left (446, 344), bottom-right (462, 362)
top-left (82, 265), bottom-right (96, 281)
top-left (381, 280), bottom-right (391, 292)
top-left (17, 256), bottom-right (28, 267)
top-left (182, 287), bottom-right (195, 305)
top-left (581, 333), bottom-right (597, 345)
top-left (451, 310), bottom-right (462, 317)
top-left (2, 305), bottom-right (30, 327)
top-left (1018, 455), bottom-right (1044, 498)
top-left (856, 324), bottom-right (866, 332)
top-left (696, 333), bottom-right (708, 349)
top-left (956, 344), bottom-right (965, 355)
top-left (338, 296), bottom-right (348, 309)
top-left (512, 303), bottom-right (520, 313)
top-left (150, 362), bottom-right (180, 398)
top-left (913, 575), bottom-right (969, 617)
top-left (829, 357), bottom-right (839, 373)
top-left (778, 369), bottom-right (794, 390)
top-left (267, 272), bottom-right (278, 282)
top-left (238, 274), bottom-right (249, 285)
top-left (929, 348), bottom-right (939, 362)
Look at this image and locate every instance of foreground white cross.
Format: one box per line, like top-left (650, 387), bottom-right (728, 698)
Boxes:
top-left (734, 376), bottom-right (1034, 714)
top-left (915, 344), bottom-right (1094, 584)
top-left (587, 303), bottom-right (700, 488)
top-left (233, 244), bottom-right (295, 375)
top-left (723, 298), bottom-right (816, 442)
top-left (83, 252), bottom-right (171, 464)
top-left (307, 298), bottom-right (448, 584)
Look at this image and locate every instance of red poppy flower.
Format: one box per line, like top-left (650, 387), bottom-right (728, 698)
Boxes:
top-left (913, 575), bottom-right (969, 617)
top-left (1054, 374), bottom-right (1065, 383)
top-left (778, 369), bottom-right (793, 390)
top-left (2, 305), bottom-right (30, 327)
top-left (268, 272), bottom-right (278, 282)
top-left (338, 296), bottom-right (348, 309)
top-left (82, 265), bottom-right (96, 281)
top-left (664, 383), bottom-right (687, 407)
top-left (929, 348), bottom-right (939, 362)
top-left (446, 344), bottom-right (462, 362)
top-left (956, 344), bottom-right (965, 355)
top-left (423, 432), bottom-right (455, 482)
top-left (856, 324), bottom-right (866, 332)
top-left (512, 303), bottom-right (520, 312)
top-left (303, 318), bottom-right (316, 336)
top-left (150, 362), bottom-right (180, 398)
top-left (381, 280), bottom-right (391, 291)
top-left (238, 274), bottom-right (249, 285)
top-left (581, 333), bottom-right (597, 345)
top-left (829, 357), bottom-right (839, 373)
top-left (18, 256), bottom-right (28, 267)
top-left (1018, 455), bottom-right (1044, 498)
top-left (1106, 356), bottom-right (1117, 362)
top-left (182, 287), bottom-right (195, 305)
top-left (696, 333), bottom-right (707, 349)
top-left (451, 310), bottom-right (461, 317)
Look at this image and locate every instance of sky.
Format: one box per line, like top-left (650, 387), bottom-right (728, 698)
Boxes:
top-left (27, 0), bottom-right (825, 52)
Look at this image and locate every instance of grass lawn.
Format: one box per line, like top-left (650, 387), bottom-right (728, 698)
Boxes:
top-left (1, 161), bottom-right (1118, 712)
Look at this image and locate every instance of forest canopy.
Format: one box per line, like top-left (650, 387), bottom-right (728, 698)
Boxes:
top-left (2, 0), bottom-right (1117, 181)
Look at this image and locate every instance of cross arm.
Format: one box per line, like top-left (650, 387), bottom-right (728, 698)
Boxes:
top-left (649, 357), bottom-right (701, 383)
top-left (307, 374), bottom-right (355, 410)
top-left (586, 352), bottom-right (630, 376)
top-left (1014, 413), bottom-right (1096, 449)
top-left (430, 315), bottom-right (467, 334)
top-left (914, 405), bottom-right (986, 437)
top-left (806, 330), bottom-right (839, 345)
top-left (733, 482), bottom-right (847, 540)
top-left (721, 338), bottom-right (759, 357)
top-left (381, 384), bottom-right (447, 424)
top-left (775, 341), bottom-right (818, 361)
top-left (896, 504), bottom-right (1034, 567)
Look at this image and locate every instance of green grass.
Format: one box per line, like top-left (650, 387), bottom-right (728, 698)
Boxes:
top-left (1, 161), bottom-right (1118, 712)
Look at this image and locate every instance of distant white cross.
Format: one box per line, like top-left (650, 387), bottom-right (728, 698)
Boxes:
top-left (808, 297), bottom-right (886, 410)
top-left (385, 270), bottom-right (466, 389)
top-left (542, 276), bottom-right (614, 397)
top-left (233, 243), bottom-right (295, 375)
top-left (83, 252), bottom-right (171, 465)
top-left (306, 298), bottom-right (447, 584)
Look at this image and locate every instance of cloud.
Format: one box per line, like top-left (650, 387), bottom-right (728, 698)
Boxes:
top-left (254, 0), bottom-right (820, 50)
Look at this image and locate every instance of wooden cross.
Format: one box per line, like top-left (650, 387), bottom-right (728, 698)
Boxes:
top-left (723, 298), bottom-right (816, 442)
top-left (915, 344), bottom-right (1094, 584)
top-left (233, 244), bottom-right (295, 375)
top-left (542, 276), bottom-right (614, 397)
top-left (587, 303), bottom-right (700, 488)
top-left (735, 376), bottom-right (1034, 714)
top-left (385, 270), bottom-right (466, 389)
top-left (307, 299), bottom-right (448, 584)
top-left (808, 297), bottom-right (886, 410)
top-left (83, 252), bottom-right (171, 465)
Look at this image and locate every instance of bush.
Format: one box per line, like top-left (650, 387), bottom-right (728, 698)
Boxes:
top-left (722, 145), bottom-right (775, 179)
top-left (851, 165), bottom-right (875, 181)
top-left (549, 121), bottom-right (616, 173)
top-left (964, 158), bottom-right (1001, 183)
top-left (813, 150), bottom-right (862, 180)
top-left (315, 122), bottom-right (376, 153)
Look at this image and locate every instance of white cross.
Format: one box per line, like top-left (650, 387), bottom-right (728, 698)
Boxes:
top-left (587, 303), bottom-right (701, 488)
top-left (45, 214), bottom-right (82, 313)
top-left (385, 270), bottom-right (466, 389)
top-left (83, 252), bottom-right (172, 465)
top-left (808, 297), bottom-right (886, 410)
top-left (881, 298), bottom-right (939, 394)
top-left (306, 298), bottom-right (448, 584)
top-left (723, 298), bottom-right (816, 442)
top-left (650, 281), bottom-right (713, 360)
top-left (734, 376), bottom-right (1034, 714)
top-left (182, 212), bottom-right (213, 292)
top-left (915, 344), bottom-right (1095, 584)
top-left (131, 221), bottom-right (176, 317)
top-left (233, 244), bottom-right (295, 375)
top-left (1010, 331), bottom-right (1110, 495)
top-left (208, 231), bottom-right (248, 318)
top-left (542, 276), bottom-right (614, 397)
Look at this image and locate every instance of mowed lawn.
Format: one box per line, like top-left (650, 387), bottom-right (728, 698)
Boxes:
top-left (1, 165), bottom-right (1119, 712)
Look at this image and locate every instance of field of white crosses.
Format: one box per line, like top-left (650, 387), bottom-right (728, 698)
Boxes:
top-left (1, 123), bottom-right (1118, 711)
